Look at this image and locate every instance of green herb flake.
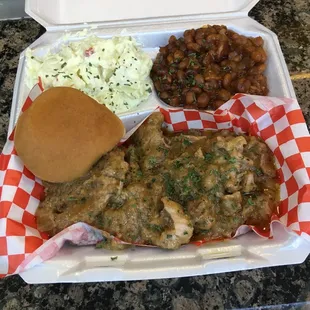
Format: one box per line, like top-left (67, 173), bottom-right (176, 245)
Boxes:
top-left (96, 241), bottom-right (106, 249)
top-left (149, 224), bottom-right (163, 232)
top-left (183, 138), bottom-right (192, 147)
top-left (163, 173), bottom-right (175, 198)
top-left (228, 157), bottom-right (237, 164)
top-left (231, 203), bottom-right (238, 210)
top-left (188, 169), bottom-right (201, 184)
top-left (167, 234), bottom-right (172, 239)
top-left (168, 68), bottom-right (175, 75)
top-left (247, 198), bottom-right (255, 206)
top-left (183, 231), bottom-right (188, 235)
top-left (173, 160), bottom-right (183, 169)
top-left (204, 152), bottom-right (214, 162)
top-left (209, 169), bottom-right (220, 176)
top-left (148, 156), bottom-right (157, 167)
top-left (157, 146), bottom-right (169, 156)
top-left (61, 62), bottom-right (67, 69)
top-left (254, 168), bottom-right (264, 177)
top-left (110, 256), bottom-right (118, 261)
top-left (67, 196), bottom-right (78, 201)
top-left (136, 170), bottom-right (143, 178)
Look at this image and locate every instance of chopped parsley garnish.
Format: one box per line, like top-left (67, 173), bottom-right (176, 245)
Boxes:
top-left (218, 148), bottom-right (231, 161)
top-left (168, 68), bottom-right (175, 75)
top-left (67, 196), bottom-right (78, 201)
top-left (204, 152), bottom-right (214, 162)
top-left (209, 169), bottom-right (220, 176)
top-left (183, 138), bottom-right (192, 146)
top-left (96, 239), bottom-right (107, 249)
top-left (148, 156), bottom-right (157, 167)
top-left (157, 146), bottom-right (169, 156)
top-left (173, 160), bottom-right (183, 169)
top-left (110, 256), bottom-right (118, 261)
top-left (149, 224), bottom-right (163, 232)
top-left (228, 157), bottom-right (237, 164)
top-left (136, 170), bottom-right (143, 178)
top-left (254, 168), bottom-right (264, 177)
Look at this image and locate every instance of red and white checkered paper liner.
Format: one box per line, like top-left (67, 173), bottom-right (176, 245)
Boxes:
top-left (1, 84), bottom-right (310, 277)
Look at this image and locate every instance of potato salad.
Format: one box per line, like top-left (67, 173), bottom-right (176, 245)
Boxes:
top-left (26, 36), bottom-right (153, 114)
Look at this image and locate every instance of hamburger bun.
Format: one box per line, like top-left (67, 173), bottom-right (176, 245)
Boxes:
top-left (15, 87), bottom-right (125, 183)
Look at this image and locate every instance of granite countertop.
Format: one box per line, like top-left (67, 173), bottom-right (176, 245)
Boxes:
top-left (0, 0), bottom-right (310, 309)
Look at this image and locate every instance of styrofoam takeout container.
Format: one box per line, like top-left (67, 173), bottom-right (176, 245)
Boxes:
top-left (8, 0), bottom-right (309, 283)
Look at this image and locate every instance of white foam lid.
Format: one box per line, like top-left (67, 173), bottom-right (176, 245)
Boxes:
top-left (25, 0), bottom-right (259, 29)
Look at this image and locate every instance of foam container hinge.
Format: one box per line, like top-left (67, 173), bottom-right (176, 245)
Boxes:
top-left (8, 0), bottom-right (309, 283)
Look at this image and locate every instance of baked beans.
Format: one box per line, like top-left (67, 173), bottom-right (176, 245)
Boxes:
top-left (151, 25), bottom-right (269, 110)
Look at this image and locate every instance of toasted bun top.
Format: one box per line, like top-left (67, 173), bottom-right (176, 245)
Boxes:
top-left (15, 87), bottom-right (125, 183)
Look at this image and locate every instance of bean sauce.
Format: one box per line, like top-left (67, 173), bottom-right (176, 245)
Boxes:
top-left (151, 25), bottom-right (269, 110)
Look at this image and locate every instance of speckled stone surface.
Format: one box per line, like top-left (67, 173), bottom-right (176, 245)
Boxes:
top-left (0, 0), bottom-right (310, 309)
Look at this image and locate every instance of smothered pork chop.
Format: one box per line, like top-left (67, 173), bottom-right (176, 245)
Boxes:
top-left (37, 113), bottom-right (279, 249)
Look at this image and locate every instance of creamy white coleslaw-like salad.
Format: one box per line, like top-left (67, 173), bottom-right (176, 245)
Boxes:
top-left (26, 36), bottom-right (153, 114)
